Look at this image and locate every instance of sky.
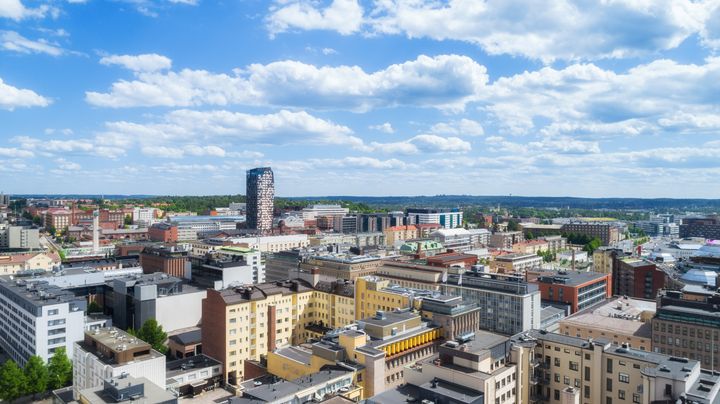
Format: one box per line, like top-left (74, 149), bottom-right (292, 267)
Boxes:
top-left (1, 0), bottom-right (720, 198)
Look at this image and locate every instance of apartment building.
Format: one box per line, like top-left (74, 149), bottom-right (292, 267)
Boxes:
top-left (201, 280), bottom-right (317, 385)
top-left (45, 208), bottom-right (72, 231)
top-left (510, 329), bottom-right (720, 404)
top-left (489, 231), bottom-right (525, 249)
top-left (561, 222), bottom-right (621, 245)
top-left (0, 276), bottom-right (86, 366)
top-left (616, 258), bottom-right (667, 299)
top-left (73, 327), bottom-right (166, 397)
top-left (494, 252), bottom-right (543, 274)
top-left (148, 222), bottom-right (178, 243)
top-left (652, 287), bottom-right (720, 371)
top-left (0, 224), bottom-right (40, 249)
top-left (246, 167), bottom-right (274, 234)
top-left (383, 225), bottom-right (419, 246)
top-left (0, 251), bottom-right (61, 274)
top-left (513, 239), bottom-right (550, 254)
top-left (558, 296), bottom-right (656, 351)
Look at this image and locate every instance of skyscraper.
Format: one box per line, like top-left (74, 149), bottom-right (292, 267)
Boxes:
top-left (246, 167), bottom-right (274, 233)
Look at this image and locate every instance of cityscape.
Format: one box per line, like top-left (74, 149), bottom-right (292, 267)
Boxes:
top-left (2, 1), bottom-right (720, 404)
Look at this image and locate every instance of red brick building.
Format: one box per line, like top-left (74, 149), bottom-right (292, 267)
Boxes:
top-left (140, 246), bottom-right (190, 279)
top-left (425, 252), bottom-right (478, 269)
top-left (528, 270), bottom-right (612, 313)
top-left (148, 222), bottom-right (178, 243)
top-left (615, 258), bottom-right (667, 299)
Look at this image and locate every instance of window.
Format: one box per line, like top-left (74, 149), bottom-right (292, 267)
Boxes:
top-left (584, 386), bottom-right (590, 398)
top-left (570, 361), bottom-right (579, 371)
top-left (554, 358), bottom-right (561, 367)
top-left (47, 309), bottom-right (59, 316)
top-left (585, 366), bottom-right (591, 381)
top-left (564, 376), bottom-right (570, 385)
top-left (619, 390), bottom-right (626, 399)
top-left (554, 390), bottom-right (560, 400)
top-left (607, 358), bottom-right (613, 373)
top-left (607, 378), bottom-right (613, 392)
top-left (633, 394), bottom-right (641, 403)
top-left (555, 374), bottom-right (560, 383)
top-left (619, 373), bottom-right (629, 383)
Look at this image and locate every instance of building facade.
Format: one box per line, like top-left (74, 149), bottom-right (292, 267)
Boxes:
top-left (246, 167), bottom-right (275, 234)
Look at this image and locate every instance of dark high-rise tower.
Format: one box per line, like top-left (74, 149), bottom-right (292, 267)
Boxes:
top-left (246, 167), bottom-right (274, 233)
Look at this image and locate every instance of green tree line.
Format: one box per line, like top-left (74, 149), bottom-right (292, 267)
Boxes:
top-left (0, 348), bottom-right (72, 402)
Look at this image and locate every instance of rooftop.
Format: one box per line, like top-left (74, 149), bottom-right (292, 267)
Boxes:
top-left (168, 328), bottom-right (201, 346)
top-left (0, 275), bottom-right (85, 310)
top-left (532, 270), bottom-right (609, 287)
top-left (216, 279), bottom-right (315, 305)
top-left (165, 354), bottom-right (221, 379)
top-left (560, 296), bottom-right (656, 337)
top-left (78, 376), bottom-right (175, 404)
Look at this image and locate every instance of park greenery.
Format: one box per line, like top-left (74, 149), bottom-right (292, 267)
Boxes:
top-left (0, 348), bottom-right (72, 402)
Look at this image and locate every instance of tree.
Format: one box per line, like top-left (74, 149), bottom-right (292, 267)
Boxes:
top-left (46, 226), bottom-right (57, 237)
top-left (136, 319), bottom-right (168, 354)
top-left (24, 355), bottom-right (48, 398)
top-left (87, 301), bottom-right (102, 313)
top-left (124, 215), bottom-right (133, 226)
top-left (583, 238), bottom-right (603, 254)
top-left (0, 360), bottom-right (28, 403)
top-left (47, 348), bottom-right (73, 390)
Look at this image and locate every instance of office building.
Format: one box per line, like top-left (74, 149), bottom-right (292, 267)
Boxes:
top-left (652, 286), bottom-right (720, 370)
top-left (222, 234), bottom-right (310, 253)
top-left (192, 247), bottom-right (264, 289)
top-left (72, 327), bottom-right (166, 397)
top-left (334, 215), bottom-right (359, 234)
top-left (429, 228), bottom-right (477, 251)
top-left (510, 329), bottom-right (720, 404)
top-left (558, 296), bottom-right (655, 351)
top-left (298, 254), bottom-right (382, 281)
top-left (132, 207), bottom-right (157, 226)
top-left (246, 167), bottom-right (275, 234)
top-left (45, 208), bottom-right (72, 232)
top-left (300, 204), bottom-right (350, 220)
top-left (406, 208), bottom-right (463, 229)
top-left (0, 192), bottom-right (9, 206)
top-left (139, 245), bottom-right (191, 279)
top-left (680, 216), bottom-right (720, 239)
top-left (107, 273), bottom-right (205, 332)
top-left (264, 249), bottom-right (304, 282)
top-left (444, 271), bottom-right (542, 335)
top-left (527, 270), bottom-right (611, 314)
top-left (0, 276), bottom-right (86, 366)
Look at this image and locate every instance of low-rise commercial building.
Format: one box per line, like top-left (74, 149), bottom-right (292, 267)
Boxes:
top-left (494, 252), bottom-right (543, 274)
top-left (559, 296), bottom-right (656, 351)
top-left (72, 327), bottom-right (166, 398)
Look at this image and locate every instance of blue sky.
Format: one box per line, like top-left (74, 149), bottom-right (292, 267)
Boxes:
top-left (2, 0), bottom-right (720, 198)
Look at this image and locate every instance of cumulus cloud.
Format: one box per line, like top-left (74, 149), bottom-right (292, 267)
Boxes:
top-left (369, 134), bottom-right (472, 154)
top-left (86, 54), bottom-right (488, 111)
top-left (369, 122), bottom-right (394, 134)
top-left (265, 0), bottom-right (718, 62)
top-left (100, 53), bottom-right (173, 72)
top-left (0, 77), bottom-right (51, 110)
top-left (481, 58), bottom-right (720, 137)
top-left (1, 31), bottom-right (64, 56)
top-left (267, 0), bottom-right (363, 36)
top-left (55, 158), bottom-right (81, 170)
top-left (430, 118), bottom-right (484, 136)
top-left (0, 0), bottom-right (56, 20)
top-left (0, 147), bottom-right (34, 158)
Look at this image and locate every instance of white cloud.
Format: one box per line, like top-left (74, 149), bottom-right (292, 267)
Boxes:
top-left (307, 156), bottom-right (411, 170)
top-left (430, 118), bottom-right (484, 136)
top-left (482, 58), bottom-right (720, 137)
top-left (97, 109), bottom-right (366, 152)
top-left (56, 158), bottom-right (81, 170)
top-left (1, 31), bottom-right (64, 56)
top-left (0, 0), bottom-right (55, 20)
top-left (266, 0), bottom-right (717, 62)
top-left (322, 47), bottom-right (337, 55)
top-left (140, 144), bottom-right (229, 158)
top-left (369, 122), bottom-right (394, 134)
top-left (0, 147), bottom-right (34, 158)
top-left (100, 53), bottom-right (173, 72)
top-left (86, 54), bottom-right (488, 111)
top-left (409, 134), bottom-right (471, 153)
top-left (0, 77), bottom-right (51, 110)
top-left (267, 0), bottom-right (363, 36)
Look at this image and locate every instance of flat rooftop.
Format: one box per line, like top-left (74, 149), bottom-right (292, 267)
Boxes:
top-left (0, 275), bottom-right (84, 309)
top-left (533, 270), bottom-right (608, 287)
top-left (78, 376), bottom-right (175, 403)
top-left (165, 354), bottom-right (221, 379)
top-left (560, 297), bottom-right (655, 337)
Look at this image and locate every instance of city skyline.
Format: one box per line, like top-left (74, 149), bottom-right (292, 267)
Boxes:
top-left (2, 1), bottom-right (720, 197)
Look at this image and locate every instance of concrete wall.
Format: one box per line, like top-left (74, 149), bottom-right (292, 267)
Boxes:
top-left (155, 290), bottom-right (206, 332)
